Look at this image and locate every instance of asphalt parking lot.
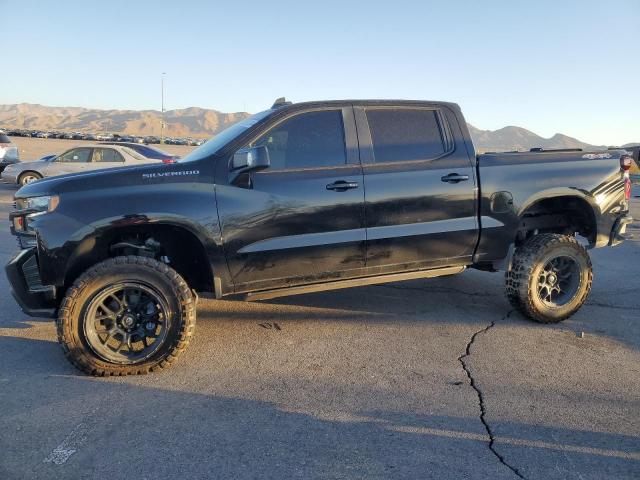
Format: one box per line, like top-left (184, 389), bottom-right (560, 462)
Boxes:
top-left (0, 178), bottom-right (638, 479)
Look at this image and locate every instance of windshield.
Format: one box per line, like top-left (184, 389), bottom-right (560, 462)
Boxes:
top-left (179, 109), bottom-right (273, 162)
top-left (135, 145), bottom-right (173, 158)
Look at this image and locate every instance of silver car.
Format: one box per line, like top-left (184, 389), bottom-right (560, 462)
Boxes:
top-left (2, 144), bottom-right (160, 186)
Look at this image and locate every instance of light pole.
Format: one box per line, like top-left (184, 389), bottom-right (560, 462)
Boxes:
top-left (161, 72), bottom-right (166, 144)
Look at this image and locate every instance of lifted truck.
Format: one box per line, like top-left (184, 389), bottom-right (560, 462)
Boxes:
top-left (6, 99), bottom-right (634, 375)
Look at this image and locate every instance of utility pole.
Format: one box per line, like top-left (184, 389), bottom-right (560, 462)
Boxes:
top-left (161, 72), bottom-right (166, 144)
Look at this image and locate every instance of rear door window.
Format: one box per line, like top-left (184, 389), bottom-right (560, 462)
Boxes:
top-left (58, 148), bottom-right (92, 163)
top-left (93, 148), bottom-right (124, 163)
top-left (252, 110), bottom-right (346, 170)
top-left (365, 108), bottom-right (446, 163)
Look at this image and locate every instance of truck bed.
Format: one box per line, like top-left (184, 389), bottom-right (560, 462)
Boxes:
top-left (473, 148), bottom-right (628, 265)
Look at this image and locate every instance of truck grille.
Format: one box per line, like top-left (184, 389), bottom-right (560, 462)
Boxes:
top-left (21, 253), bottom-right (46, 292)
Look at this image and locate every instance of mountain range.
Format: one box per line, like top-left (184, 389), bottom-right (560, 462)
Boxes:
top-left (0, 103), bottom-right (636, 152)
top-left (0, 103), bottom-right (249, 139)
top-left (468, 124), bottom-right (606, 152)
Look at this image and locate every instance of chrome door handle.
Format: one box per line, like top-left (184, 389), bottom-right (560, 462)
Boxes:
top-left (441, 173), bottom-right (470, 183)
top-left (326, 180), bottom-right (359, 191)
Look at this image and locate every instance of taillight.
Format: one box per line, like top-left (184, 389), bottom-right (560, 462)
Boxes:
top-left (620, 154), bottom-right (632, 172)
top-left (162, 158), bottom-right (176, 164)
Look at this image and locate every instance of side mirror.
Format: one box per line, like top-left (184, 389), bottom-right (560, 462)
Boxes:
top-left (231, 146), bottom-right (270, 172)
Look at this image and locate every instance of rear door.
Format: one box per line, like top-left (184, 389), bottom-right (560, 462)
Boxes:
top-left (216, 107), bottom-right (366, 293)
top-left (356, 105), bottom-right (478, 272)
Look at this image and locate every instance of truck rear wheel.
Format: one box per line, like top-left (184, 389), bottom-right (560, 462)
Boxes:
top-left (505, 233), bottom-right (592, 323)
top-left (57, 256), bottom-right (196, 376)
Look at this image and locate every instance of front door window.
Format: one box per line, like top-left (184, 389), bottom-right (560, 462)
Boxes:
top-left (58, 148), bottom-right (92, 163)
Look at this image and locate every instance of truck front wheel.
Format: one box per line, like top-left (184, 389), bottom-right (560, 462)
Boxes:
top-left (57, 256), bottom-right (196, 375)
top-left (505, 233), bottom-right (593, 323)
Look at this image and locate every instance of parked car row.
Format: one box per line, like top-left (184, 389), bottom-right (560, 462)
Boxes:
top-left (1, 128), bottom-right (205, 146)
top-left (168, 137), bottom-right (204, 145)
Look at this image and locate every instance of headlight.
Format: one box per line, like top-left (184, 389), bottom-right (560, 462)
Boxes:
top-left (17, 195), bottom-right (59, 213)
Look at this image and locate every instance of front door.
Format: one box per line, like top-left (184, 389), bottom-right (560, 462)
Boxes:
top-left (356, 105), bottom-right (478, 272)
top-left (47, 147), bottom-right (93, 177)
top-left (216, 107), bottom-right (366, 293)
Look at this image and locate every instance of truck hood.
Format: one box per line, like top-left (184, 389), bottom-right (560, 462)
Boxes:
top-left (15, 161), bottom-right (205, 199)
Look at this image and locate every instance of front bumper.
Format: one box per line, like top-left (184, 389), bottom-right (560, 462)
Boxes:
top-left (5, 248), bottom-right (57, 318)
top-left (609, 214), bottom-right (634, 247)
top-left (1, 169), bottom-right (18, 184)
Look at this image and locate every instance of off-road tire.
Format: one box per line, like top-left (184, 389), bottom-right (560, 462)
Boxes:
top-left (18, 171), bottom-right (42, 186)
top-left (57, 256), bottom-right (196, 376)
top-left (505, 233), bottom-right (592, 323)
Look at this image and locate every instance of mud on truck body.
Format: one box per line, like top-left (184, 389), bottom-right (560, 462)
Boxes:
top-left (6, 99), bottom-right (634, 375)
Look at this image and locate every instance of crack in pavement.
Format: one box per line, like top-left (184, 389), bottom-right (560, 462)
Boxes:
top-left (584, 301), bottom-right (637, 311)
top-left (458, 310), bottom-right (526, 480)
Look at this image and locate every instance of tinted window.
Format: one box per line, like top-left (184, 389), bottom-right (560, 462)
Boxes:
top-left (93, 148), bottom-right (124, 162)
top-left (58, 148), bottom-right (92, 163)
top-left (366, 108), bottom-right (445, 163)
top-left (253, 110), bottom-right (346, 169)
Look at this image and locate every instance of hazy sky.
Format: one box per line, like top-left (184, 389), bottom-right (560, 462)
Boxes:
top-left (2, 0), bottom-right (638, 145)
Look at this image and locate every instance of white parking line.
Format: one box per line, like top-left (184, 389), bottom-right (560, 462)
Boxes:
top-left (43, 422), bottom-right (90, 465)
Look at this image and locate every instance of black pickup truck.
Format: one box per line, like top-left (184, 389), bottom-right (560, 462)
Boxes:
top-left (5, 99), bottom-right (634, 375)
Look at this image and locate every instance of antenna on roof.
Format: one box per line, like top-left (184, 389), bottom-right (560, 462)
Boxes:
top-left (271, 97), bottom-right (292, 108)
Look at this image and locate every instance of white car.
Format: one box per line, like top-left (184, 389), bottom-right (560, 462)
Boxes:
top-left (0, 130), bottom-right (19, 174)
top-left (2, 144), bottom-right (161, 186)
